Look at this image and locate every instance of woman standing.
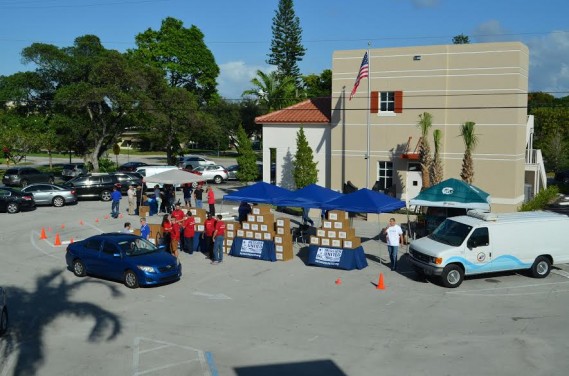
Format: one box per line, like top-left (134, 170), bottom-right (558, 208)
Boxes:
top-left (160, 214), bottom-right (172, 252)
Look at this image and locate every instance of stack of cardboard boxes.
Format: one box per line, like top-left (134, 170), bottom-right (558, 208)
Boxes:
top-left (237, 205), bottom-right (275, 241)
top-left (223, 221), bottom-right (240, 254)
top-left (274, 217), bottom-right (293, 261)
top-left (309, 210), bottom-right (361, 249)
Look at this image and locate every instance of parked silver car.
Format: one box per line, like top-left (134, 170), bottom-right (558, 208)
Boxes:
top-left (188, 165), bottom-right (228, 184)
top-left (61, 163), bottom-right (88, 179)
top-left (178, 155), bottom-right (215, 170)
top-left (21, 183), bottom-right (78, 207)
top-left (0, 287), bottom-right (7, 336)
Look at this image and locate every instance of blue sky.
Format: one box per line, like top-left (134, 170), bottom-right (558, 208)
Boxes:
top-left (1, 0), bottom-right (568, 99)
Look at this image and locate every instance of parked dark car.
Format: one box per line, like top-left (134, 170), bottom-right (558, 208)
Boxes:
top-left (554, 170), bottom-right (569, 184)
top-left (118, 161), bottom-right (148, 172)
top-left (61, 163), bottom-right (88, 180)
top-left (21, 183), bottom-right (78, 207)
top-left (2, 167), bottom-right (55, 187)
top-left (0, 187), bottom-right (36, 213)
top-left (65, 233), bottom-right (182, 288)
top-left (0, 286), bottom-right (7, 336)
top-left (63, 172), bottom-right (142, 201)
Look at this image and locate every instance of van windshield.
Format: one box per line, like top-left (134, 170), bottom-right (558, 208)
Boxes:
top-left (428, 219), bottom-right (472, 247)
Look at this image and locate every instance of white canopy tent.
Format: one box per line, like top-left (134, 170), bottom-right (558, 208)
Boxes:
top-left (142, 169), bottom-right (204, 186)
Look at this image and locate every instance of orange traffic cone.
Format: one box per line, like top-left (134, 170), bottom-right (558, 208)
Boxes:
top-left (54, 233), bottom-right (62, 246)
top-left (335, 278), bottom-right (342, 285)
top-left (104, 215), bottom-right (109, 220)
top-left (40, 227), bottom-right (47, 240)
top-left (69, 237), bottom-right (74, 244)
top-left (376, 273), bottom-right (385, 290)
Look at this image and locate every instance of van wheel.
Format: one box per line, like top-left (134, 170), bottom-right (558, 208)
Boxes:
top-left (440, 264), bottom-right (464, 288)
top-left (530, 256), bottom-right (551, 278)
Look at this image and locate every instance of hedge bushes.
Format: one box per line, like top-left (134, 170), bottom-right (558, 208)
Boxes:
top-left (519, 185), bottom-right (560, 211)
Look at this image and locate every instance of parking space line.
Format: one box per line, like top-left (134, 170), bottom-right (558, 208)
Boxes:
top-left (446, 280), bottom-right (569, 296)
top-left (30, 231), bottom-right (58, 259)
top-left (551, 269), bottom-right (569, 279)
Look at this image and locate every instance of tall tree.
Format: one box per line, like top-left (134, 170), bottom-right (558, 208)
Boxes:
top-left (417, 112), bottom-right (434, 189)
top-left (235, 125), bottom-right (259, 183)
top-left (130, 17), bottom-right (220, 104)
top-left (431, 129), bottom-right (444, 185)
top-left (293, 127), bottom-right (318, 189)
top-left (267, 0), bottom-right (306, 86)
top-left (452, 34), bottom-right (470, 44)
top-left (242, 70), bottom-right (297, 112)
top-left (460, 121), bottom-right (479, 184)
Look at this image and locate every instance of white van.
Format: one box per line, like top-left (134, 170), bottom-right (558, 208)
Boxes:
top-left (135, 165), bottom-right (178, 178)
top-left (409, 210), bottom-right (569, 288)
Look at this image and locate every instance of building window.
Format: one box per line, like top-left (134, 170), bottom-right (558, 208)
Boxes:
top-left (376, 161), bottom-right (393, 190)
top-left (380, 92), bottom-right (395, 112)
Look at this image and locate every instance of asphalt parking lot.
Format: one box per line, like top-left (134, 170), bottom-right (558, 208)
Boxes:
top-left (2, 187), bottom-right (569, 376)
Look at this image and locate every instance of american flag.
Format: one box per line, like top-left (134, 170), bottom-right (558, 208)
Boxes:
top-left (349, 52), bottom-right (369, 100)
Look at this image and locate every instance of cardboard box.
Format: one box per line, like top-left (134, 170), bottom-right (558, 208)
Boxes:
top-left (251, 223), bottom-right (259, 231)
top-left (226, 222), bottom-right (240, 231)
top-left (260, 224), bottom-right (269, 232)
top-left (310, 236), bottom-right (320, 245)
top-left (274, 236), bottom-right (283, 244)
top-left (276, 227), bottom-right (286, 235)
top-left (316, 229), bottom-right (326, 237)
top-left (245, 231), bottom-right (254, 238)
top-left (258, 214), bottom-right (275, 224)
top-left (236, 229), bottom-right (245, 237)
top-left (139, 206), bottom-right (150, 216)
top-left (322, 221), bottom-right (333, 229)
top-left (196, 224), bottom-right (205, 232)
top-left (338, 228), bottom-right (355, 239)
top-left (194, 217), bottom-right (202, 224)
top-left (247, 214), bottom-right (256, 222)
top-left (242, 222), bottom-right (250, 230)
top-left (275, 218), bottom-right (291, 228)
top-left (276, 252), bottom-right (283, 260)
top-left (276, 240), bottom-right (294, 261)
top-left (343, 237), bottom-right (361, 249)
top-left (327, 230), bottom-right (337, 239)
top-left (252, 205), bottom-right (272, 215)
top-left (133, 229), bottom-right (141, 236)
top-left (263, 232), bottom-right (272, 240)
top-left (226, 239), bottom-right (233, 246)
top-left (320, 238), bottom-right (330, 246)
top-left (254, 232), bottom-right (263, 240)
top-left (328, 210), bottom-right (348, 221)
top-left (331, 239), bottom-right (342, 248)
top-left (333, 221), bottom-right (345, 229)
top-left (226, 231), bottom-right (234, 239)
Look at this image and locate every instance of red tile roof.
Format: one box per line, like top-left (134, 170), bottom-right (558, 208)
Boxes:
top-left (255, 97), bottom-right (331, 124)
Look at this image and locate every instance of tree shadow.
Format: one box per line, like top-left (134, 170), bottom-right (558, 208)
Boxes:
top-left (1, 269), bottom-right (123, 376)
top-left (280, 150), bottom-right (295, 190)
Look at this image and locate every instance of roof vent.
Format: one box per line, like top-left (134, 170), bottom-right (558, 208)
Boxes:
top-left (467, 210), bottom-right (498, 221)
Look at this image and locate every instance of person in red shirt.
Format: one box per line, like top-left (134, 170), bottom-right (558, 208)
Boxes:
top-left (206, 186), bottom-right (216, 216)
top-left (212, 214), bottom-right (226, 264)
top-left (160, 214), bottom-right (172, 252)
top-left (202, 212), bottom-right (217, 260)
top-left (171, 203), bottom-right (185, 250)
top-left (183, 212), bottom-right (196, 254)
top-left (170, 219), bottom-right (180, 258)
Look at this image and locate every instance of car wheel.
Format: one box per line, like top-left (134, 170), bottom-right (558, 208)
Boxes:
top-left (192, 182), bottom-right (198, 189)
top-left (530, 256), bottom-right (551, 278)
top-left (48, 177), bottom-right (55, 184)
top-left (100, 190), bottom-right (112, 202)
top-left (72, 259), bottom-right (86, 277)
top-left (52, 196), bottom-right (65, 207)
top-left (440, 264), bottom-right (464, 288)
top-left (213, 175), bottom-right (223, 184)
top-left (6, 202), bottom-right (19, 214)
top-left (124, 270), bottom-right (139, 289)
top-left (0, 307), bottom-right (7, 336)
top-left (20, 179), bottom-right (28, 188)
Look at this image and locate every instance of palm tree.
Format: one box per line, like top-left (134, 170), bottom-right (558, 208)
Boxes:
top-left (432, 129), bottom-right (444, 185)
top-left (460, 121), bottom-right (478, 184)
top-left (417, 112), bottom-right (434, 189)
top-left (242, 70), bottom-right (297, 112)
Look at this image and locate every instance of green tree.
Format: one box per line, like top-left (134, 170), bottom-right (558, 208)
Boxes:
top-left (301, 69), bottom-right (332, 98)
top-left (417, 112), bottom-right (434, 189)
top-left (293, 127), bottom-right (318, 189)
top-left (130, 17), bottom-right (220, 104)
top-left (531, 107), bottom-right (569, 171)
top-left (242, 70), bottom-right (297, 112)
top-left (432, 129), bottom-right (444, 185)
top-left (452, 34), bottom-right (470, 44)
top-left (460, 121), bottom-right (479, 184)
top-left (267, 0), bottom-right (306, 86)
top-left (235, 125), bottom-right (259, 183)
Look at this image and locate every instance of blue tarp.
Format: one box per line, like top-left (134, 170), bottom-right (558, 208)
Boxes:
top-left (272, 184), bottom-right (343, 208)
top-left (222, 182), bottom-right (291, 204)
top-left (321, 188), bottom-right (405, 213)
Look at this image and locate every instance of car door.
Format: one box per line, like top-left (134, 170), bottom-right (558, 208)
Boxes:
top-left (80, 238), bottom-right (103, 275)
top-left (0, 189), bottom-right (9, 211)
top-left (23, 185), bottom-right (47, 205)
top-left (464, 227), bottom-right (493, 275)
top-left (96, 240), bottom-right (124, 281)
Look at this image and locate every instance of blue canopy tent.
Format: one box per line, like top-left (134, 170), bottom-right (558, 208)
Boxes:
top-left (271, 184), bottom-right (343, 208)
top-left (321, 188), bottom-right (405, 213)
top-left (222, 182), bottom-right (291, 204)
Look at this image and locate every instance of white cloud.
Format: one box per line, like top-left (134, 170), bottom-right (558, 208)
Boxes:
top-left (527, 31), bottom-right (569, 96)
top-left (472, 20), bottom-right (511, 43)
top-left (217, 61), bottom-right (275, 101)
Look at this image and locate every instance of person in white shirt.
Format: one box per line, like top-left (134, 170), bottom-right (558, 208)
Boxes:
top-left (127, 185), bottom-right (136, 215)
top-left (382, 218), bottom-right (404, 271)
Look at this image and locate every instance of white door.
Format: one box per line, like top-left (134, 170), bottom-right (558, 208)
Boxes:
top-left (405, 162), bottom-right (422, 204)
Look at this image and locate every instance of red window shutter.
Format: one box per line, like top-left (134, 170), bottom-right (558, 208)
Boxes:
top-left (370, 91), bottom-right (379, 113)
top-left (394, 91), bottom-right (403, 113)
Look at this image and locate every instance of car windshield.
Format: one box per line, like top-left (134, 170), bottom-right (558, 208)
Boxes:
top-left (428, 219), bottom-right (472, 247)
top-left (120, 238), bottom-right (158, 256)
top-left (193, 166), bottom-right (205, 172)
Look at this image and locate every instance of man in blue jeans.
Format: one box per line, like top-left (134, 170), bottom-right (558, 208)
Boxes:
top-left (382, 218), bottom-right (404, 271)
top-left (111, 186), bottom-right (122, 218)
top-left (211, 214), bottom-right (226, 264)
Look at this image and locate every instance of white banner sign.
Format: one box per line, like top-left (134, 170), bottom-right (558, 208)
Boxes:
top-left (241, 239), bottom-right (264, 258)
top-left (315, 247), bottom-right (343, 266)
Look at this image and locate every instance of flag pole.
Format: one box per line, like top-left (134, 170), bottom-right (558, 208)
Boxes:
top-left (366, 42), bottom-right (371, 189)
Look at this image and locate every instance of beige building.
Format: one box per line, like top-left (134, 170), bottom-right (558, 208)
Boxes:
top-left (258, 42), bottom-right (545, 213)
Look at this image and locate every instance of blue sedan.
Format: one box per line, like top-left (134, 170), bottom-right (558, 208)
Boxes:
top-left (65, 233), bottom-right (182, 288)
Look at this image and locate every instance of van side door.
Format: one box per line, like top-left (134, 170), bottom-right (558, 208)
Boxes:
top-left (464, 227), bottom-right (493, 275)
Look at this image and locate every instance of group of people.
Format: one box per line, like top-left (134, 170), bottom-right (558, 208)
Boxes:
top-left (153, 204), bottom-right (225, 264)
